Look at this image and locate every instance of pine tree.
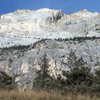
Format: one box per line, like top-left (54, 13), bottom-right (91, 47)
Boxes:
top-left (33, 53), bottom-right (53, 90)
top-left (63, 50), bottom-right (93, 92)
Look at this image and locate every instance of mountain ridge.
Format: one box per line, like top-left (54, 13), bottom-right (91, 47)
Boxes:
top-left (0, 8), bottom-right (100, 48)
top-left (0, 8), bottom-right (100, 90)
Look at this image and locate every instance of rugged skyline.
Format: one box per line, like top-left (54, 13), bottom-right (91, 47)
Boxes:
top-left (0, 8), bottom-right (99, 47)
top-left (0, 0), bottom-right (100, 14)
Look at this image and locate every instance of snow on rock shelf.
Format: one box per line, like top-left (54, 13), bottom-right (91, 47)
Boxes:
top-left (0, 8), bottom-right (100, 48)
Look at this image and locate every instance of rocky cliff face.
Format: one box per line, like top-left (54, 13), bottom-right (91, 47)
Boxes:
top-left (0, 39), bottom-right (100, 90)
top-left (0, 8), bottom-right (100, 48)
top-left (0, 8), bottom-right (100, 90)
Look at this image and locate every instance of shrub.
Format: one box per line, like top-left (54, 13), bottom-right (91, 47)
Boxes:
top-left (90, 67), bottom-right (100, 92)
top-left (0, 71), bottom-right (13, 90)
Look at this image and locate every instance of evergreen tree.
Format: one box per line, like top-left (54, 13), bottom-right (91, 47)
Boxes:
top-left (33, 53), bottom-right (53, 90)
top-left (33, 53), bottom-right (65, 90)
top-left (63, 50), bottom-right (93, 92)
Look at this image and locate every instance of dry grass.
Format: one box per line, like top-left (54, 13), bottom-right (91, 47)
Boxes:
top-left (0, 90), bottom-right (100, 100)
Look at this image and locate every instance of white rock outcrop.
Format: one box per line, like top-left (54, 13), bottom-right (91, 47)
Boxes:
top-left (0, 8), bottom-right (100, 48)
top-left (0, 39), bottom-right (100, 90)
top-left (0, 8), bottom-right (100, 90)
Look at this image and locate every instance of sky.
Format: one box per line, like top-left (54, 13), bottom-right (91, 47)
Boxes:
top-left (0, 0), bottom-right (100, 14)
